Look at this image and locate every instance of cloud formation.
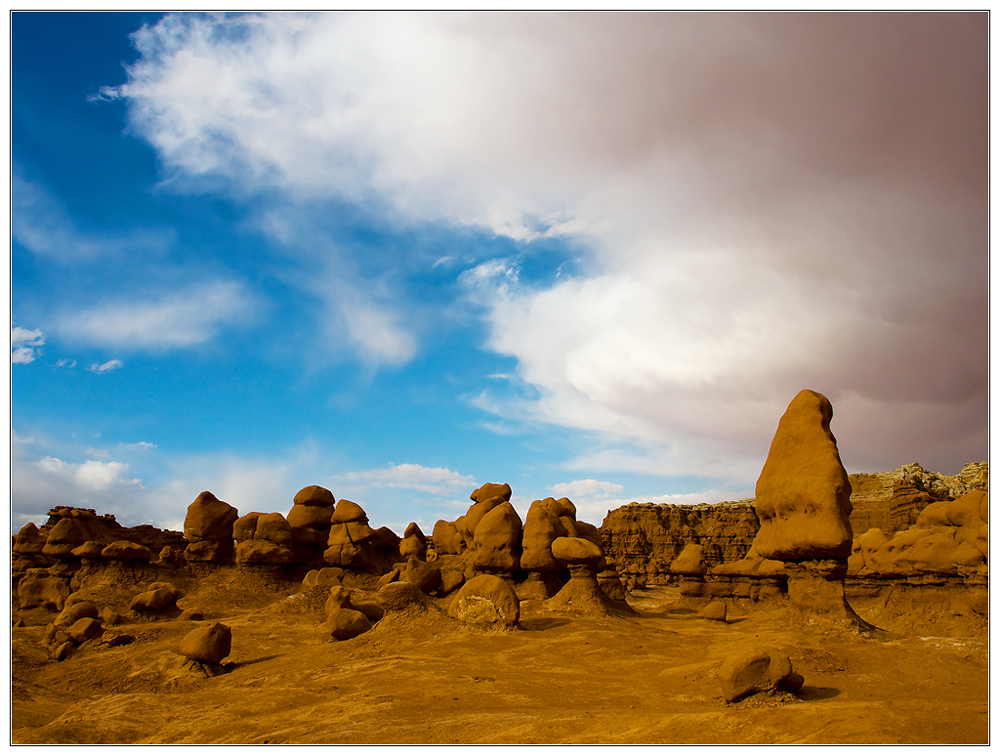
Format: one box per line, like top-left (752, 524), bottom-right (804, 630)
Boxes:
top-left (334, 462), bottom-right (478, 497)
top-left (109, 12), bottom-right (988, 477)
top-left (11, 326), bottom-right (44, 364)
top-left (57, 281), bottom-right (255, 349)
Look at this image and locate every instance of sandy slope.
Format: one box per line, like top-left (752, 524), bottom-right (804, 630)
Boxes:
top-left (10, 581), bottom-right (988, 745)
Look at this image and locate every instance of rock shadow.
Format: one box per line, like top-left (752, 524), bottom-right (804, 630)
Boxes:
top-left (229, 654), bottom-right (281, 668)
top-left (797, 685), bottom-right (841, 701)
top-left (518, 617), bottom-right (570, 632)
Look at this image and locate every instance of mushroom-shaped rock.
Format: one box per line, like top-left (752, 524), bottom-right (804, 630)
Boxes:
top-left (718, 645), bottom-right (804, 702)
top-left (520, 499), bottom-right (570, 572)
top-left (472, 501), bottom-right (523, 572)
top-left (401, 558), bottom-right (442, 593)
top-left (67, 616), bottom-right (103, 645)
top-left (754, 390), bottom-right (853, 561)
top-left (179, 622), bottom-right (232, 664)
top-left (551, 536), bottom-right (603, 566)
top-left (101, 540), bottom-right (152, 561)
top-left (470, 482), bottom-right (512, 503)
top-left (449, 574), bottom-right (520, 629)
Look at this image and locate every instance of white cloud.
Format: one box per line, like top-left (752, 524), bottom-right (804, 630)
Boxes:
top-left (57, 281), bottom-right (254, 349)
top-left (108, 13), bottom-right (987, 477)
top-left (88, 359), bottom-right (123, 373)
top-left (334, 462), bottom-right (477, 497)
top-left (547, 478), bottom-right (623, 499)
top-left (11, 326), bottom-right (44, 364)
top-left (56, 358), bottom-right (77, 368)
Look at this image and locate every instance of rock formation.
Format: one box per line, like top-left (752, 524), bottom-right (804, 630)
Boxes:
top-left (448, 574), bottom-right (520, 629)
top-left (717, 645), bottom-right (804, 702)
top-left (184, 492), bottom-right (239, 563)
top-left (179, 622), bottom-right (232, 664)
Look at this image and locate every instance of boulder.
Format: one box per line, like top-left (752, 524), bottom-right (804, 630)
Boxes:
top-left (471, 501), bottom-right (522, 572)
top-left (71, 541), bottom-right (104, 559)
top-left (287, 503), bottom-right (333, 530)
top-left (455, 497), bottom-right (503, 545)
top-left (369, 526), bottom-right (402, 552)
top-left (183, 492), bottom-right (238, 563)
top-left (292, 484), bottom-right (336, 507)
top-left (431, 520), bottom-right (464, 555)
top-left (376, 581), bottom-right (429, 611)
top-left (754, 390), bottom-right (853, 561)
top-left (184, 491), bottom-right (239, 542)
top-left (179, 622), bottom-right (232, 664)
top-left (520, 499), bottom-right (570, 572)
top-left (401, 558), bottom-right (442, 593)
top-left (233, 513), bottom-right (265, 542)
top-left (330, 499), bottom-right (367, 524)
top-left (302, 567), bottom-right (345, 590)
top-left (13, 523), bottom-right (44, 555)
top-left (55, 601), bottom-right (98, 627)
top-left (67, 616), bottom-right (103, 644)
top-left (326, 608), bottom-right (372, 640)
top-left (42, 517), bottom-right (94, 558)
top-left (702, 601), bottom-right (728, 622)
top-left (551, 536), bottom-right (603, 566)
top-left (449, 574), bottom-right (520, 629)
top-left (399, 523), bottom-right (427, 561)
top-left (470, 482), bottom-right (512, 503)
top-left (101, 541), bottom-right (152, 561)
top-left (718, 645), bottom-right (804, 702)
top-left (254, 513), bottom-right (294, 547)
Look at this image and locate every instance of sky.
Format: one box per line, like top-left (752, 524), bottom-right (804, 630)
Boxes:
top-left (10, 11), bottom-right (989, 534)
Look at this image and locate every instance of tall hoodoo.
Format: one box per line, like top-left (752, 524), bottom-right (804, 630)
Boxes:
top-left (753, 389), bottom-right (853, 562)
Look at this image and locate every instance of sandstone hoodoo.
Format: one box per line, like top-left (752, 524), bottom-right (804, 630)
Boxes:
top-left (9, 458), bottom-right (988, 743)
top-left (751, 390), bottom-right (865, 625)
top-left (184, 492), bottom-right (239, 563)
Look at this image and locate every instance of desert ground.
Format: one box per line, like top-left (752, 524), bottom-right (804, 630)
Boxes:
top-left (10, 566), bottom-right (988, 745)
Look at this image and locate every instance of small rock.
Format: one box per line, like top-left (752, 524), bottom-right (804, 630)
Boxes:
top-left (702, 601), bottom-right (728, 622)
top-left (179, 622), bottom-right (232, 664)
top-left (718, 645), bottom-right (804, 702)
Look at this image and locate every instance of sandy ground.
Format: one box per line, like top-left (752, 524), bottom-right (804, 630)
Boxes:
top-left (10, 578), bottom-right (989, 745)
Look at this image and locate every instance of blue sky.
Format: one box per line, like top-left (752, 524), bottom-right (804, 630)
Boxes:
top-left (11, 12), bottom-right (989, 533)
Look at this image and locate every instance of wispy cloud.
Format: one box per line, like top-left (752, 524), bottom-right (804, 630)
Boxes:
top-left (334, 462), bottom-right (477, 497)
top-left (88, 359), bottom-right (123, 373)
top-left (11, 326), bottom-right (44, 364)
top-left (57, 281), bottom-right (255, 350)
top-left (13, 171), bottom-right (168, 262)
